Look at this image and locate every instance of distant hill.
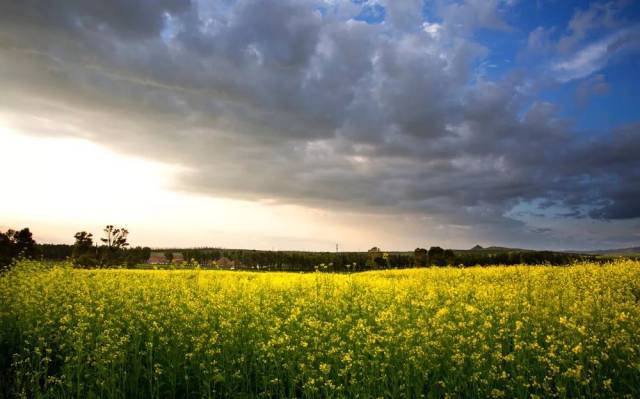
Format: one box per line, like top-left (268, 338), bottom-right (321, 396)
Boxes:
top-left (576, 246), bottom-right (640, 256)
top-left (464, 244), bottom-right (640, 257)
top-left (460, 245), bottom-right (533, 254)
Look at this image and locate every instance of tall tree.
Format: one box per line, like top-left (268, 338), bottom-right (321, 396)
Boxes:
top-left (72, 231), bottom-right (97, 267)
top-left (101, 225), bottom-right (129, 249)
top-left (99, 225), bottom-right (129, 266)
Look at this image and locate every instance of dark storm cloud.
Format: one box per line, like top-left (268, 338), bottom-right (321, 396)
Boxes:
top-left (0, 0), bottom-right (638, 247)
top-left (1, 0), bottom-right (190, 38)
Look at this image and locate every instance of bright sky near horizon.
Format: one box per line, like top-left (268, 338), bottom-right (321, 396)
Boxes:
top-left (1, 0), bottom-right (639, 251)
top-left (0, 127), bottom-right (441, 251)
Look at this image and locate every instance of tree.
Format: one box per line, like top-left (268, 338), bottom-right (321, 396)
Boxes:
top-left (366, 247), bottom-right (380, 269)
top-left (125, 246), bottom-right (152, 267)
top-left (101, 225), bottom-right (129, 249)
top-left (382, 252), bottom-right (390, 268)
top-left (73, 232), bottom-right (93, 253)
top-left (164, 251), bottom-right (174, 264)
top-left (99, 225), bottom-right (129, 266)
top-left (0, 231), bottom-right (13, 267)
top-left (444, 249), bottom-right (455, 264)
top-left (414, 248), bottom-right (427, 267)
top-left (0, 228), bottom-right (37, 268)
top-left (13, 228), bottom-right (36, 258)
top-left (366, 247), bottom-right (388, 269)
top-left (428, 246), bottom-right (446, 266)
top-left (72, 231), bottom-right (97, 267)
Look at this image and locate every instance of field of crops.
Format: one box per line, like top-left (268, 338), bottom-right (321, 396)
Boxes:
top-left (1, 261), bottom-right (639, 398)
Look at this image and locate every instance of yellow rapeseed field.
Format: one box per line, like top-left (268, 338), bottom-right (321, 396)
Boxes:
top-left (1, 260), bottom-right (639, 398)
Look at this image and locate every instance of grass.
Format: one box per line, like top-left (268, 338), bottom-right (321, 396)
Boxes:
top-left (1, 260), bottom-right (639, 398)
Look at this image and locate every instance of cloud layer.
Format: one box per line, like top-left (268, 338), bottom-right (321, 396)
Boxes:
top-left (0, 0), bottom-right (639, 248)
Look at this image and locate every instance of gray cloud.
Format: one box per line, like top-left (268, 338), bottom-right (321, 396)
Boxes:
top-left (1, 0), bottom-right (191, 39)
top-left (575, 74), bottom-right (610, 106)
top-left (0, 0), bottom-right (639, 249)
top-left (557, 0), bottom-right (627, 53)
top-left (552, 26), bottom-right (640, 82)
top-left (524, 2), bottom-right (640, 83)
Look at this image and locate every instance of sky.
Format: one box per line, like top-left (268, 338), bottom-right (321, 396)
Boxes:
top-left (0, 0), bottom-right (639, 251)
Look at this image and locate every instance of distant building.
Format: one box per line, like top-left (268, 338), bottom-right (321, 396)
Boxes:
top-left (215, 257), bottom-right (235, 269)
top-left (148, 251), bottom-right (184, 264)
top-left (148, 252), bottom-right (165, 264)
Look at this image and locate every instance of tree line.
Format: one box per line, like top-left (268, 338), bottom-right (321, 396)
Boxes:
top-left (414, 246), bottom-right (589, 267)
top-left (0, 226), bottom-right (150, 269)
top-left (2, 226), bottom-right (598, 271)
top-left (156, 245), bottom-right (595, 271)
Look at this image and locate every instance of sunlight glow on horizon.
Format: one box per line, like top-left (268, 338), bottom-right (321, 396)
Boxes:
top-left (0, 126), bottom-right (431, 251)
